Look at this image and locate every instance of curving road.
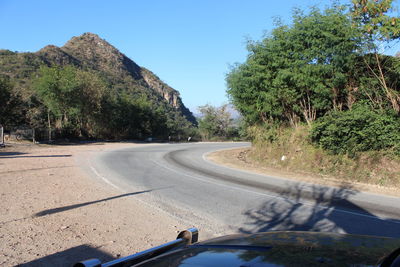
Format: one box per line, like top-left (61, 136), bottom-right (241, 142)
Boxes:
top-left (90, 142), bottom-right (400, 238)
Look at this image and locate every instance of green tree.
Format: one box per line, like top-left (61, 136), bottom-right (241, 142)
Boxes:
top-left (73, 70), bottom-right (106, 136)
top-left (351, 0), bottom-right (400, 112)
top-left (351, 0), bottom-right (400, 41)
top-left (33, 65), bottom-right (78, 129)
top-left (32, 65), bottom-right (106, 137)
top-left (0, 76), bottom-right (25, 126)
top-left (227, 5), bottom-right (361, 126)
top-left (198, 104), bottom-right (235, 140)
top-left (0, 77), bottom-right (13, 125)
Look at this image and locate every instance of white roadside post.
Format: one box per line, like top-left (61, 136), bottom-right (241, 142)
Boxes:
top-left (0, 124), bottom-right (4, 147)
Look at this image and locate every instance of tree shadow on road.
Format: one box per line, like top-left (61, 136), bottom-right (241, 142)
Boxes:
top-left (240, 183), bottom-right (400, 238)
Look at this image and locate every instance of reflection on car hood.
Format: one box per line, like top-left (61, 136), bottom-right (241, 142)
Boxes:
top-left (136, 231), bottom-right (400, 266)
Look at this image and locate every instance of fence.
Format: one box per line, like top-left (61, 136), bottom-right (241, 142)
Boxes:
top-left (11, 128), bottom-right (34, 141)
top-left (33, 128), bottom-right (55, 142)
top-left (2, 126), bottom-right (55, 143)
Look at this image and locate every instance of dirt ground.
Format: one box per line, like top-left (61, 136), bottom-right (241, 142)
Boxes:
top-left (0, 142), bottom-right (194, 267)
top-left (207, 147), bottom-right (400, 197)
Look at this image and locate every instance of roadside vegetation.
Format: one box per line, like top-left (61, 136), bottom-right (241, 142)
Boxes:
top-left (196, 104), bottom-right (244, 141)
top-left (226, 0), bottom-right (400, 186)
top-left (0, 65), bottom-right (195, 140)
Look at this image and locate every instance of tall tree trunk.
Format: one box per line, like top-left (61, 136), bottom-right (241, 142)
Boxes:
top-left (364, 53), bottom-right (400, 113)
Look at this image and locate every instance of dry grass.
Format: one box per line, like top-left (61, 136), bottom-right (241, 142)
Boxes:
top-left (207, 126), bottom-right (400, 197)
top-left (249, 125), bottom-right (400, 187)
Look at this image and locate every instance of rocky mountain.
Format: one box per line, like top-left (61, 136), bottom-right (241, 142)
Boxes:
top-left (0, 32), bottom-right (196, 125)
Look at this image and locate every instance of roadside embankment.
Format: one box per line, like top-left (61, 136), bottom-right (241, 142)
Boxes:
top-left (206, 145), bottom-right (400, 198)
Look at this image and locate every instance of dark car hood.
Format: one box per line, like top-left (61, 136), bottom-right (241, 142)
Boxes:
top-left (136, 231), bottom-right (400, 266)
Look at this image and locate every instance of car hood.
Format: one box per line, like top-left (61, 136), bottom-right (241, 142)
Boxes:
top-left (136, 231), bottom-right (400, 266)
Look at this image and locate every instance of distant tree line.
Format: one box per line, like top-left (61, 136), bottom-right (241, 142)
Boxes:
top-left (226, 0), bottom-right (400, 155)
top-left (0, 65), bottom-right (195, 140)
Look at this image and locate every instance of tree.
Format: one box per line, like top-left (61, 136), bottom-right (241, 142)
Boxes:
top-left (33, 65), bottom-right (76, 126)
top-left (351, 0), bottom-right (400, 113)
top-left (0, 77), bottom-right (13, 125)
top-left (198, 104), bottom-right (234, 140)
top-left (0, 76), bottom-right (25, 126)
top-left (73, 70), bottom-right (106, 136)
top-left (351, 0), bottom-right (400, 42)
top-left (227, 5), bottom-right (362, 127)
top-left (32, 65), bottom-right (106, 137)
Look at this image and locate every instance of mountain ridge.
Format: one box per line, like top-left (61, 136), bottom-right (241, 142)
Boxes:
top-left (0, 32), bottom-right (196, 125)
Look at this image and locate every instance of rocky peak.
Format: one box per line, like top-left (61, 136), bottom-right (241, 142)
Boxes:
top-left (38, 45), bottom-right (59, 52)
top-left (61, 33), bottom-right (187, 110)
top-left (36, 45), bottom-right (79, 66)
top-left (61, 32), bottom-right (142, 79)
top-left (63, 33), bottom-right (113, 53)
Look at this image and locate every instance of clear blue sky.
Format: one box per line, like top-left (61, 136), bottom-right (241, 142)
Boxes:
top-left (1, 0), bottom-right (399, 113)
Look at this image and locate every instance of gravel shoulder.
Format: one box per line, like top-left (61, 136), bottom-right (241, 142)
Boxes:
top-left (206, 147), bottom-right (400, 197)
top-left (0, 142), bottom-right (189, 267)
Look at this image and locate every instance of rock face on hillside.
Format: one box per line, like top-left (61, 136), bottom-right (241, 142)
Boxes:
top-left (60, 33), bottom-right (194, 120)
top-left (140, 68), bottom-right (179, 106)
top-left (37, 45), bottom-right (80, 66)
top-left (0, 32), bottom-right (196, 125)
top-left (62, 33), bottom-right (143, 80)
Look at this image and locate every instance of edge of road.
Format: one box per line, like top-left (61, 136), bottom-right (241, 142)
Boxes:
top-left (83, 142), bottom-right (400, 224)
top-left (163, 144), bottom-right (400, 221)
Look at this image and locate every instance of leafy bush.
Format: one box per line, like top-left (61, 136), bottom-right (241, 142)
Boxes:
top-left (310, 105), bottom-right (400, 155)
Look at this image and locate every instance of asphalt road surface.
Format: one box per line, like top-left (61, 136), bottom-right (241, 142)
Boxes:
top-left (91, 142), bottom-right (400, 238)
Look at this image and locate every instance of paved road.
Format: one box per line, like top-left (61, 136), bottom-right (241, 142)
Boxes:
top-left (91, 142), bottom-right (400, 238)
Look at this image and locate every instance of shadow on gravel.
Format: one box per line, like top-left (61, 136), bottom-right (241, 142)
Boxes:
top-left (240, 183), bottom-right (400, 238)
top-left (18, 244), bottom-right (114, 267)
top-left (43, 140), bottom-right (150, 146)
top-left (0, 165), bottom-right (74, 174)
top-left (0, 151), bottom-right (71, 158)
top-left (34, 189), bottom-right (155, 217)
top-left (0, 151), bottom-right (28, 157)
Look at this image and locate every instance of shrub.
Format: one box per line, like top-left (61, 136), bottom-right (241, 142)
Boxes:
top-left (310, 105), bottom-right (400, 156)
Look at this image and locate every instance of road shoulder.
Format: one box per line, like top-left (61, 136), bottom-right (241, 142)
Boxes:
top-left (0, 142), bottom-right (189, 267)
top-left (206, 147), bottom-right (400, 197)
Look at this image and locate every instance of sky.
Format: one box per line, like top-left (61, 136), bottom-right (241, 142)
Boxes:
top-left (1, 0), bottom-right (399, 113)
